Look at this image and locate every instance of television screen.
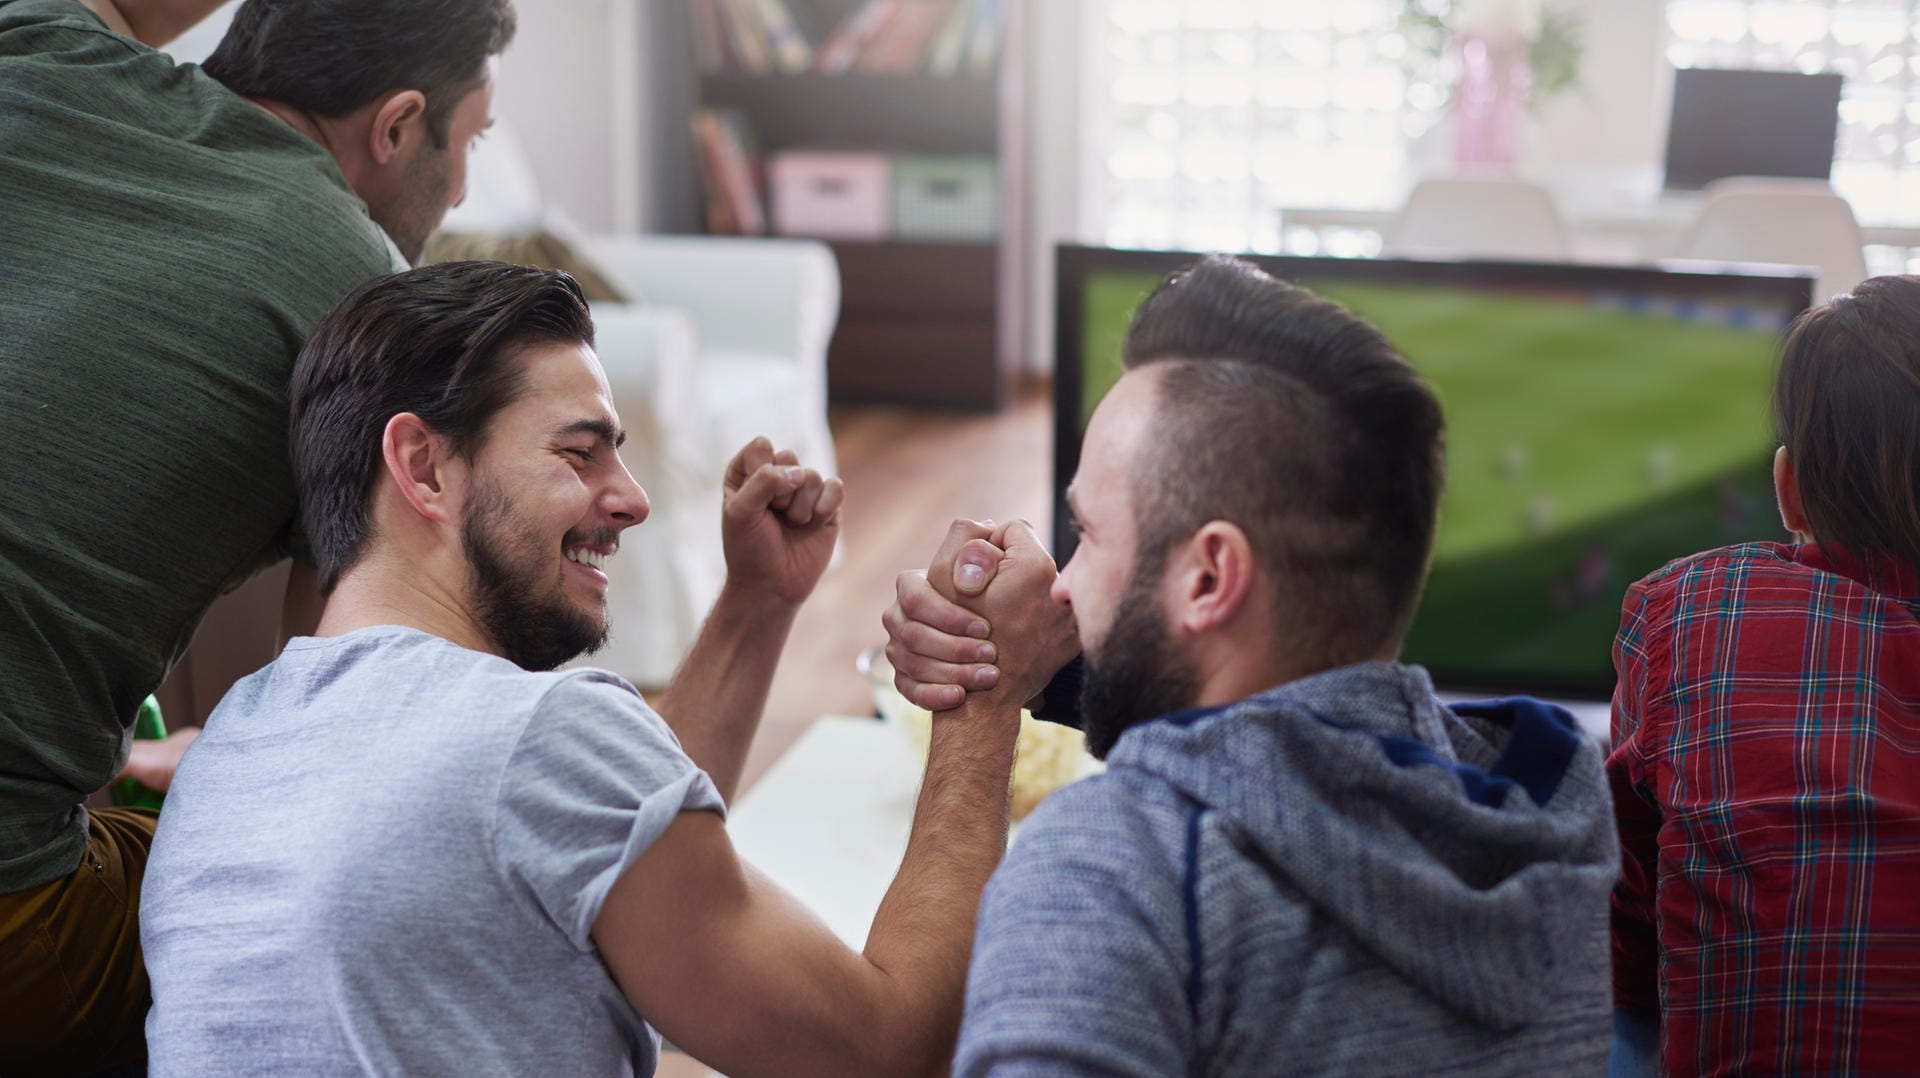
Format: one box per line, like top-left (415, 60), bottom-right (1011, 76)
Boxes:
top-left (1055, 247), bottom-right (1815, 697)
top-left (1664, 68), bottom-right (1843, 190)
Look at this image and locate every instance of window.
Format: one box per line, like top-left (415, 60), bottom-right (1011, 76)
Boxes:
top-left (1667, 0), bottom-right (1919, 226)
top-left (1088, 0), bottom-right (1444, 254)
top-left (1088, 0), bottom-right (1920, 269)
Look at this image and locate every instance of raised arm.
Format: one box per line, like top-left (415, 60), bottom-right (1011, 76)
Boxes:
top-left (656, 438), bottom-right (843, 802)
top-left (594, 521), bottom-right (1065, 1077)
top-left (78, 0), bottom-right (227, 46)
top-left (594, 696), bottom-right (1019, 1077)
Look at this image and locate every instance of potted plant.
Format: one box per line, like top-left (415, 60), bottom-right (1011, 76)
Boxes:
top-left (1401, 0), bottom-right (1584, 168)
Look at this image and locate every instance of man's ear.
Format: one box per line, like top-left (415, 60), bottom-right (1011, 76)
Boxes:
top-left (382, 412), bottom-right (456, 525)
top-left (1773, 445), bottom-right (1813, 539)
top-left (367, 89), bottom-right (429, 167)
top-left (1169, 521), bottom-right (1257, 636)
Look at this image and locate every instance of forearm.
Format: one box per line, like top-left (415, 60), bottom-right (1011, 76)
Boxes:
top-left (82, 0), bottom-right (228, 45)
top-left (860, 694), bottom-right (1021, 1073)
top-left (656, 584), bottom-right (797, 803)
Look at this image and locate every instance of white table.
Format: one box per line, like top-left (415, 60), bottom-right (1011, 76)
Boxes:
top-left (727, 716), bottom-right (921, 950)
top-left (1279, 179), bottom-right (1920, 264)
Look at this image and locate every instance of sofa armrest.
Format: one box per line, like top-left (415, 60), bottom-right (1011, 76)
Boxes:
top-left (583, 234), bottom-right (840, 373)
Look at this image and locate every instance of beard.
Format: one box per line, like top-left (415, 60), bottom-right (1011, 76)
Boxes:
top-left (1079, 560), bottom-right (1200, 760)
top-left (370, 142), bottom-right (452, 265)
top-left (461, 480), bottom-right (611, 672)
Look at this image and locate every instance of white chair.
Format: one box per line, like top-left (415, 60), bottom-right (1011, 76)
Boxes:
top-left (441, 124), bottom-right (841, 687)
top-left (1384, 175), bottom-right (1574, 261)
top-left (1677, 177), bottom-right (1869, 304)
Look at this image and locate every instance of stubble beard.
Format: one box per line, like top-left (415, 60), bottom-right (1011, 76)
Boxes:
top-left (373, 141), bottom-right (452, 266)
top-left (461, 480), bottom-right (611, 672)
top-left (1078, 559), bottom-right (1201, 760)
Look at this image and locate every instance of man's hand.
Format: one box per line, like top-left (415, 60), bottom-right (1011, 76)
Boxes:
top-left (114, 727), bottom-right (200, 793)
top-left (884, 519), bottom-right (1077, 711)
top-left (884, 521), bottom-right (1001, 710)
top-left (720, 437), bottom-right (845, 610)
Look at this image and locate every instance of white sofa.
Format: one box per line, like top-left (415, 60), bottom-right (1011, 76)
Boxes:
top-left (585, 236), bottom-right (840, 686)
top-left (441, 125), bottom-right (841, 686)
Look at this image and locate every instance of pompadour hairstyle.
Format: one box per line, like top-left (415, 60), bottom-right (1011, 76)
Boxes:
top-left (1120, 255), bottom-right (1447, 664)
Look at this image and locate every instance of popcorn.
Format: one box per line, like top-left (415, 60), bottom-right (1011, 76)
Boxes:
top-left (898, 705), bottom-right (1093, 820)
top-left (861, 646), bottom-right (1095, 821)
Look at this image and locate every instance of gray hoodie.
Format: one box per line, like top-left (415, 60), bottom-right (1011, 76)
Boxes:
top-left (955, 662), bottom-right (1616, 1077)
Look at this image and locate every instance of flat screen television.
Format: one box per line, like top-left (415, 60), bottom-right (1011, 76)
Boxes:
top-left (1664, 68), bottom-right (1843, 190)
top-left (1054, 246), bottom-right (1815, 698)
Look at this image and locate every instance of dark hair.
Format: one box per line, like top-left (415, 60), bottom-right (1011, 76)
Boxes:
top-left (204, 0), bottom-right (517, 147)
top-left (1120, 255), bottom-right (1446, 665)
top-left (1774, 275), bottom-right (1920, 580)
top-left (289, 261), bottom-right (595, 592)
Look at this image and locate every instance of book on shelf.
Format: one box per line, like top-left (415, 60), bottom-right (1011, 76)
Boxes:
top-left (692, 0), bottom-right (1002, 77)
top-left (855, 0), bottom-right (948, 74)
top-left (714, 0), bottom-right (771, 73)
top-left (691, 108), bottom-right (767, 235)
top-left (752, 0), bottom-right (815, 74)
top-left (964, 0), bottom-right (1002, 74)
top-left (814, 0), bottom-right (895, 74)
top-left (923, 0), bottom-right (975, 76)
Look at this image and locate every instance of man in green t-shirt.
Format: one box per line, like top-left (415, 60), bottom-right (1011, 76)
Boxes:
top-left (0, 0), bottom-right (516, 1070)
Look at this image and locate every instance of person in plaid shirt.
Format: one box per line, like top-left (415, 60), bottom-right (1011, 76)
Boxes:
top-left (1608, 275), bottom-right (1920, 1076)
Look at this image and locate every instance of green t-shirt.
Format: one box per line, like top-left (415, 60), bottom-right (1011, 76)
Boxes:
top-left (0, 0), bottom-right (404, 891)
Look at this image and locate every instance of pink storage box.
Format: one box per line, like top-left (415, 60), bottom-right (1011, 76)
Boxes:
top-left (770, 152), bottom-right (891, 240)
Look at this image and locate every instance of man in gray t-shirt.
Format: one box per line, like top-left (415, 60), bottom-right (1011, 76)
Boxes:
top-left (141, 263), bottom-right (1057, 1076)
top-left (144, 633), bottom-right (718, 1075)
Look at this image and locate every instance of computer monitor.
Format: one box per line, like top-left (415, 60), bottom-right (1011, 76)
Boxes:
top-left (1664, 68), bottom-right (1844, 190)
top-left (1054, 246), bottom-right (1815, 698)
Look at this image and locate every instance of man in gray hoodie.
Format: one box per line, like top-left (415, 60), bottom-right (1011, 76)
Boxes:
top-left (885, 254), bottom-right (1618, 1075)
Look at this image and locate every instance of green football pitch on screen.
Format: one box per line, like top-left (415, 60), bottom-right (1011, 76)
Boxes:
top-left (1079, 272), bottom-right (1786, 686)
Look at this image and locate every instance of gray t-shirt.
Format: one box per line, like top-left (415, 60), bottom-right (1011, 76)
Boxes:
top-left (141, 626), bottom-right (723, 1076)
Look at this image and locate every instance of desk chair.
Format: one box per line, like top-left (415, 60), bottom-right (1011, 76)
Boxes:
top-left (1678, 178), bottom-right (1869, 303)
top-left (1385, 176), bottom-right (1574, 261)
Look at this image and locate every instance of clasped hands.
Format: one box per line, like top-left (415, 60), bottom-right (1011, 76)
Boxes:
top-left (882, 519), bottom-right (1079, 715)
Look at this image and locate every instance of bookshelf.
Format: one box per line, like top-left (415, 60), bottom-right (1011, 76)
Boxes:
top-left (685, 0), bottom-right (1028, 409)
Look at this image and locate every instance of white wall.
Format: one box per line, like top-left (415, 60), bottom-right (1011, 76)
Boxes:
top-left (1527, 0), bottom-right (1671, 174)
top-left (157, 1), bottom-right (234, 64)
top-left (1021, 0), bottom-right (1102, 374)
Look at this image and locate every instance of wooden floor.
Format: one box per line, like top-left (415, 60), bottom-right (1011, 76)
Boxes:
top-left (720, 381), bottom-right (1053, 795)
top-left (654, 383), bottom-right (1051, 1078)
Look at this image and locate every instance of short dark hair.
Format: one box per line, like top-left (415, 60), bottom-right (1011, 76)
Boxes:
top-left (204, 0), bottom-right (517, 147)
top-left (1774, 275), bottom-right (1920, 581)
top-left (289, 261), bottom-right (595, 593)
top-left (1121, 255), bottom-right (1446, 665)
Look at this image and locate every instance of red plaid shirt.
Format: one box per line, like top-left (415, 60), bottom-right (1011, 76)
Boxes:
top-left (1609, 542), bottom-right (1920, 1077)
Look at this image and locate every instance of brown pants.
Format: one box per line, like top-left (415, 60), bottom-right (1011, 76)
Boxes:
top-left (0, 808), bottom-right (158, 1076)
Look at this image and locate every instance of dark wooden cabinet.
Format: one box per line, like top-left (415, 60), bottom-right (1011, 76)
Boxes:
top-left (825, 240), bottom-right (1012, 407)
